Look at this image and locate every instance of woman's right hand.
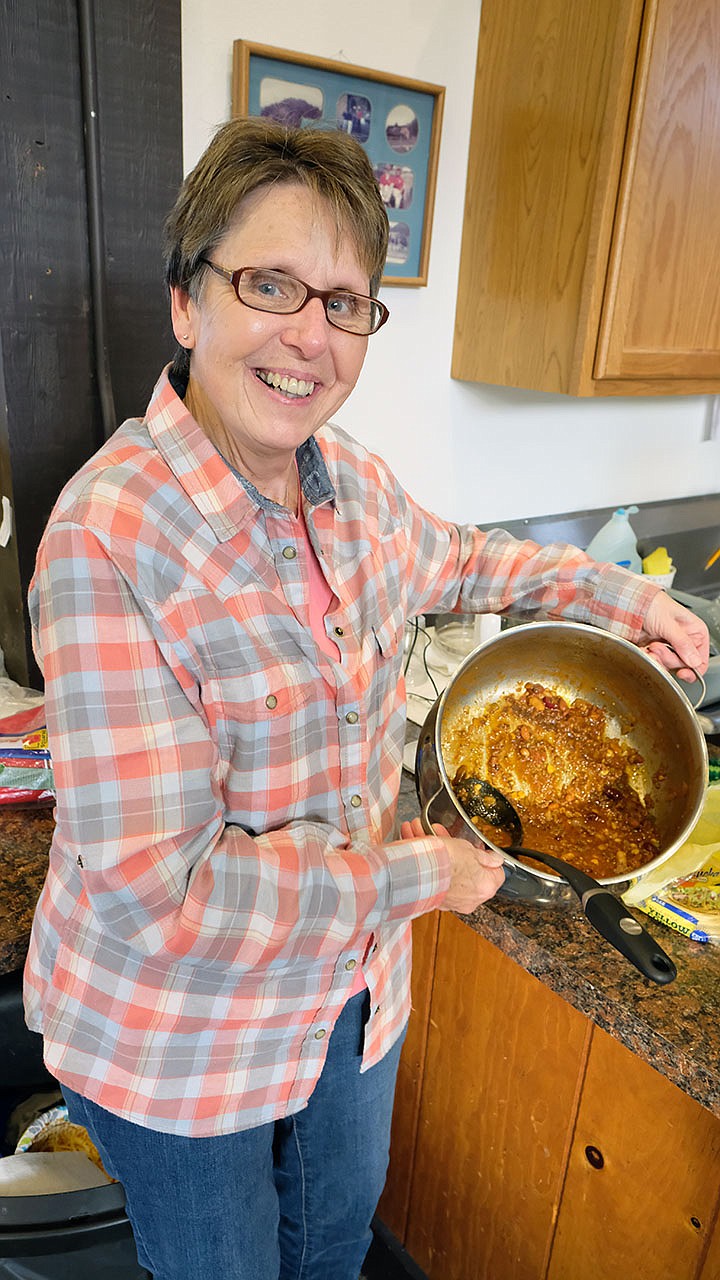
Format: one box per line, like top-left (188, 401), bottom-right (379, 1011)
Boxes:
top-left (400, 818), bottom-right (506, 913)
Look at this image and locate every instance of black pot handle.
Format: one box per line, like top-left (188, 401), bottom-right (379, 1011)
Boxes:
top-left (508, 847), bottom-right (677, 985)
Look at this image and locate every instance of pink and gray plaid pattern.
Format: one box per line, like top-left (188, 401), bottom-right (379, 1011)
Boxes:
top-left (24, 370), bottom-right (659, 1135)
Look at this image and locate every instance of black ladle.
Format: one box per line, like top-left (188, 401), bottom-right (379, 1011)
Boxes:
top-left (453, 774), bottom-right (677, 986)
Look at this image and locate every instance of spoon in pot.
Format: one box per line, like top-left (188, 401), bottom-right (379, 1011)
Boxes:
top-left (452, 774), bottom-right (677, 986)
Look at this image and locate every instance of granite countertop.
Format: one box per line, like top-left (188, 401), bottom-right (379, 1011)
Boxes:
top-left (4, 781), bottom-right (719, 1122)
top-left (0, 805), bottom-right (55, 976)
top-left (397, 770), bottom-right (720, 1120)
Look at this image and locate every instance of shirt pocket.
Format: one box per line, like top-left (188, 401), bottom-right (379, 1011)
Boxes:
top-left (203, 663), bottom-right (319, 820)
top-left (371, 607), bottom-right (405, 661)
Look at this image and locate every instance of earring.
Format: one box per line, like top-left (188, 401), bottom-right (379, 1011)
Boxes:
top-left (180, 333), bottom-right (190, 341)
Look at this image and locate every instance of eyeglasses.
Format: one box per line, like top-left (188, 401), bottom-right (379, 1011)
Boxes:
top-left (198, 260), bottom-right (390, 336)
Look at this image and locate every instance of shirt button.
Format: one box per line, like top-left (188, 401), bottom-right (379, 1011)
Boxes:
top-left (345, 710), bottom-right (359, 724)
top-left (345, 958), bottom-right (357, 971)
top-left (282, 545), bottom-right (297, 560)
top-left (265, 694), bottom-right (278, 709)
top-left (334, 626), bottom-right (344, 637)
top-left (314, 1028), bottom-right (327, 1040)
top-left (350, 794), bottom-right (362, 809)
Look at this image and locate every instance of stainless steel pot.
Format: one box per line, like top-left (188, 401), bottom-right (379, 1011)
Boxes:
top-left (415, 621), bottom-right (708, 906)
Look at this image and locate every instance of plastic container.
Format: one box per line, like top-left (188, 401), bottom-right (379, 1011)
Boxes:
top-left (585, 506), bottom-right (642, 572)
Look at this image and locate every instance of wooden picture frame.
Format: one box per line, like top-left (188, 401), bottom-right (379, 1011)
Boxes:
top-left (232, 41), bottom-right (445, 287)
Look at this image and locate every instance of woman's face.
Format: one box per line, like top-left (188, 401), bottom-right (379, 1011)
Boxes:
top-left (171, 183), bottom-right (371, 465)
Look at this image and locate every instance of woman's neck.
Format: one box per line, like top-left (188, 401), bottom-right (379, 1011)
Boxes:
top-left (184, 377), bottom-right (297, 513)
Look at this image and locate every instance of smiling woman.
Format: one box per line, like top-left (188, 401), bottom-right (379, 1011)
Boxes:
top-left (23, 115), bottom-right (710, 1280)
top-left (170, 181), bottom-right (373, 506)
top-left (163, 119), bottom-right (390, 510)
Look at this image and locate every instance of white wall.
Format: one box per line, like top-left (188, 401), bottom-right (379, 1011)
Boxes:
top-left (181, 0), bottom-right (720, 527)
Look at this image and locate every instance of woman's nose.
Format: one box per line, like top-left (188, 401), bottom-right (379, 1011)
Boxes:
top-left (280, 296), bottom-right (331, 352)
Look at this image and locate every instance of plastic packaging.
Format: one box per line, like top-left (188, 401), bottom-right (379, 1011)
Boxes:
top-left (0, 702), bottom-right (54, 805)
top-left (585, 505), bottom-right (642, 573)
top-left (624, 782), bottom-right (720, 943)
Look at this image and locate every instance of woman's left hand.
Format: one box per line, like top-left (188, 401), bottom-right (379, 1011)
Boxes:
top-left (639, 591), bottom-right (710, 682)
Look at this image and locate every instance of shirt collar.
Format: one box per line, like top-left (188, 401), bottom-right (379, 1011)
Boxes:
top-left (144, 367), bottom-right (336, 540)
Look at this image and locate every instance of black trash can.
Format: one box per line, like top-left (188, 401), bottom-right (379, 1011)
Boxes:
top-left (0, 1182), bottom-right (150, 1278)
top-left (0, 970), bottom-right (148, 1277)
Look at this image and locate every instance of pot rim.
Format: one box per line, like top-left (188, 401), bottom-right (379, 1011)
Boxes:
top-left (432, 620), bottom-right (708, 889)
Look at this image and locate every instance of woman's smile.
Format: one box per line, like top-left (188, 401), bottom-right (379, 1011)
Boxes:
top-left (254, 367), bottom-right (317, 399)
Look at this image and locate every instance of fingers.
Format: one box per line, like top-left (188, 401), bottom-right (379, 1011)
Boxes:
top-left (441, 837), bottom-right (506, 913)
top-left (641, 594), bottom-right (710, 675)
top-left (397, 818), bottom-right (505, 909)
top-left (643, 641), bottom-right (702, 684)
top-left (399, 817), bottom-right (454, 840)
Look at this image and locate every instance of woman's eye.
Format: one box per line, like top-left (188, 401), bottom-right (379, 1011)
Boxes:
top-left (243, 270), bottom-right (294, 302)
top-left (329, 294), bottom-right (359, 316)
top-left (255, 278), bottom-right (284, 299)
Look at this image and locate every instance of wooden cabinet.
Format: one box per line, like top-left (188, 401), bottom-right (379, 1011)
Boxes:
top-left (452, 0), bottom-right (720, 396)
top-left (377, 909), bottom-right (441, 1240)
top-left (380, 912), bottom-right (720, 1279)
top-left (548, 1029), bottom-right (720, 1280)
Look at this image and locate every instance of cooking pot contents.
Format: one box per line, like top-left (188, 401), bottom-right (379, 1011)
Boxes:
top-left (447, 681), bottom-right (661, 878)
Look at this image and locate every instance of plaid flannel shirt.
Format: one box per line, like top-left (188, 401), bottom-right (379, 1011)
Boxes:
top-left (24, 369), bottom-right (660, 1135)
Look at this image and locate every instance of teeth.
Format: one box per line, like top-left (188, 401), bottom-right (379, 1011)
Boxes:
top-left (257, 370), bottom-right (315, 397)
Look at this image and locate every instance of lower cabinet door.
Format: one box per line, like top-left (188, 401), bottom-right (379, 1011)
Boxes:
top-left (547, 1027), bottom-right (720, 1280)
top-left (404, 915), bottom-right (591, 1280)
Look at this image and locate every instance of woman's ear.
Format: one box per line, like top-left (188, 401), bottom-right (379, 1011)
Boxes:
top-left (170, 286), bottom-right (195, 348)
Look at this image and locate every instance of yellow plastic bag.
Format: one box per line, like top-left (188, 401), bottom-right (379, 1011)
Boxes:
top-left (623, 783), bottom-right (720, 942)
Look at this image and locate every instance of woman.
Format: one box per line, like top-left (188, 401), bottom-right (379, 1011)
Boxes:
top-left (25, 118), bottom-right (707, 1280)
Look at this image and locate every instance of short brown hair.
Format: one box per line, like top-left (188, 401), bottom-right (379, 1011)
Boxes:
top-left (164, 117), bottom-right (389, 300)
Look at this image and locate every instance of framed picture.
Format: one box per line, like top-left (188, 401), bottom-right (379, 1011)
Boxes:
top-left (232, 41), bottom-right (445, 287)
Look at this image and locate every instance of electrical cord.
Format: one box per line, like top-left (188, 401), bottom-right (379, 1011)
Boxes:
top-left (403, 616), bottom-right (440, 699)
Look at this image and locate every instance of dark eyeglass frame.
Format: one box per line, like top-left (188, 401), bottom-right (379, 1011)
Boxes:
top-left (198, 259), bottom-right (390, 336)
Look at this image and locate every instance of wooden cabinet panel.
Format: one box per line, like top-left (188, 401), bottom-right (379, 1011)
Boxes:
top-left (699, 1197), bottom-right (720, 1280)
top-left (378, 910), bottom-right (441, 1241)
top-left (548, 1026), bottom-right (720, 1280)
top-left (452, 0), bottom-right (641, 397)
top-left (404, 915), bottom-right (591, 1280)
top-left (452, 0), bottom-right (720, 396)
top-left (596, 0), bottom-right (720, 380)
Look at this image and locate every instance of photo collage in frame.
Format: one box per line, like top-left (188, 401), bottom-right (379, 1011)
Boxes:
top-left (233, 43), bottom-right (444, 286)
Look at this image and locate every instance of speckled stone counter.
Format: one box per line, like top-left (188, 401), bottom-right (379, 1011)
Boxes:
top-left (397, 769), bottom-right (720, 1121)
top-left (0, 806), bottom-right (54, 976)
top-left (4, 781), bottom-right (719, 1121)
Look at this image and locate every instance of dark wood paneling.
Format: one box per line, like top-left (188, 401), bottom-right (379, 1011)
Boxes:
top-left (95, 0), bottom-right (182, 424)
top-left (0, 0), bottom-right (98, 682)
top-left (0, 0), bottom-right (182, 684)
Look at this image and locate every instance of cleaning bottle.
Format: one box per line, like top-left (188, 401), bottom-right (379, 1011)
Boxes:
top-left (585, 505), bottom-right (642, 572)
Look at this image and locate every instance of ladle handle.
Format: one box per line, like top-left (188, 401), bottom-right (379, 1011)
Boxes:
top-left (582, 889), bottom-right (677, 985)
top-left (509, 847), bottom-right (677, 986)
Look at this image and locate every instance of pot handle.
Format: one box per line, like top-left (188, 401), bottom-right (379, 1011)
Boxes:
top-left (420, 784), bottom-right (447, 836)
top-left (649, 644), bottom-right (707, 707)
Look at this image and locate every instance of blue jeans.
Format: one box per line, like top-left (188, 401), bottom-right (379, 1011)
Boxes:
top-left (63, 991), bottom-right (404, 1280)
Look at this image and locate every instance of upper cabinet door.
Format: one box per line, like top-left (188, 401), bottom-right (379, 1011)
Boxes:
top-left (452, 0), bottom-right (720, 397)
top-left (595, 0), bottom-right (720, 381)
